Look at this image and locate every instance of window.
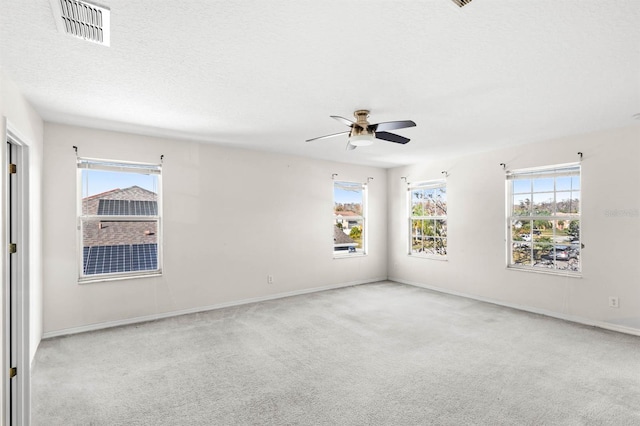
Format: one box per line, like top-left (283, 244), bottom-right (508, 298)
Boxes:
top-left (334, 181), bottom-right (366, 256)
top-left (507, 163), bottom-right (580, 274)
top-left (409, 180), bottom-right (447, 257)
top-left (78, 158), bottom-right (162, 281)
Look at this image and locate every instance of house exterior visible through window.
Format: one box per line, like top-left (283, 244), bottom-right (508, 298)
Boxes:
top-left (507, 163), bottom-right (580, 274)
top-left (78, 158), bottom-right (162, 281)
top-left (334, 181), bottom-right (366, 256)
top-left (409, 180), bottom-right (447, 257)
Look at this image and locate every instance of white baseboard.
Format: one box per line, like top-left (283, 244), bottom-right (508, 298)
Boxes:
top-left (43, 276), bottom-right (638, 339)
top-left (42, 277), bottom-right (386, 339)
top-left (390, 276), bottom-right (640, 337)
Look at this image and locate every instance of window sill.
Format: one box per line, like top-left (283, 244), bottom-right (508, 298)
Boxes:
top-left (78, 271), bottom-right (163, 284)
top-left (409, 254), bottom-right (448, 261)
top-left (333, 253), bottom-right (367, 259)
top-left (506, 265), bottom-right (581, 278)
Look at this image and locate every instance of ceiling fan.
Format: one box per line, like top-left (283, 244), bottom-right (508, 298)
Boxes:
top-left (306, 110), bottom-right (416, 150)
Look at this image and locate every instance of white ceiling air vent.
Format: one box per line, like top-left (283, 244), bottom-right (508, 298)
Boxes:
top-left (451, 0), bottom-right (473, 7)
top-left (49, 0), bottom-right (110, 46)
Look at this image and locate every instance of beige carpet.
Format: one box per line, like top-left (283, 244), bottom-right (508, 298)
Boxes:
top-left (31, 281), bottom-right (640, 425)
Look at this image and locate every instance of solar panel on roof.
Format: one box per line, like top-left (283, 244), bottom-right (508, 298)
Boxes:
top-left (97, 200), bottom-right (157, 216)
top-left (131, 243), bottom-right (158, 271)
top-left (83, 243), bottom-right (157, 275)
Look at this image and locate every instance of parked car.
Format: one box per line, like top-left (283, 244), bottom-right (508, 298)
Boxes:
top-left (544, 245), bottom-right (578, 261)
top-left (519, 230), bottom-right (541, 242)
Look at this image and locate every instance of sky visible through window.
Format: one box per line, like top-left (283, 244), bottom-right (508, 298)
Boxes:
top-left (82, 170), bottom-right (158, 197)
top-left (512, 176), bottom-right (580, 214)
top-left (512, 176), bottom-right (580, 193)
top-left (334, 186), bottom-right (362, 204)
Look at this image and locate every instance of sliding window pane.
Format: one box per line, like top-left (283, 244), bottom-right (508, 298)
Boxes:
top-left (82, 220), bottom-right (158, 275)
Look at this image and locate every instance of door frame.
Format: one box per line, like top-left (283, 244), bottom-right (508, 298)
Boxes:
top-left (2, 118), bottom-right (31, 426)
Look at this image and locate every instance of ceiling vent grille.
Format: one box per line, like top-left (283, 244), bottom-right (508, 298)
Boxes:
top-left (451, 0), bottom-right (474, 7)
top-left (50, 0), bottom-right (110, 46)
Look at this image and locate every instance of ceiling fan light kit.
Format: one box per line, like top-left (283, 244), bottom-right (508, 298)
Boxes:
top-left (349, 134), bottom-right (375, 146)
top-left (306, 109), bottom-right (416, 150)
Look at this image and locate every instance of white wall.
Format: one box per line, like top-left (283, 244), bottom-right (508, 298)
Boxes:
top-left (42, 123), bottom-right (388, 334)
top-left (388, 125), bottom-right (640, 334)
top-left (40, 121), bottom-right (640, 336)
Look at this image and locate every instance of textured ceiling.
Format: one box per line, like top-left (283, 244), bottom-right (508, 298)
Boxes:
top-left (1, 0), bottom-right (639, 168)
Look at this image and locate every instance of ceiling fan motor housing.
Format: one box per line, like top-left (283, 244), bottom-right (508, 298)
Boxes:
top-left (351, 109), bottom-right (373, 137)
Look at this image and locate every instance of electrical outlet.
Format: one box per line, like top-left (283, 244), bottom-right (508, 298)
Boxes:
top-left (267, 275), bottom-right (274, 284)
top-left (608, 296), bottom-right (619, 308)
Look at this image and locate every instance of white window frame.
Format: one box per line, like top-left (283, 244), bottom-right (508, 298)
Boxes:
top-left (333, 180), bottom-right (367, 258)
top-left (77, 157), bottom-right (163, 282)
top-left (408, 180), bottom-right (447, 259)
top-left (506, 162), bottom-right (581, 276)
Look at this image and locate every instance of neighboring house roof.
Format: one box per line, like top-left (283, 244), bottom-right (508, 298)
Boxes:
top-left (83, 186), bottom-right (157, 215)
top-left (83, 220), bottom-right (157, 247)
top-left (83, 188), bottom-right (120, 201)
top-left (334, 226), bottom-right (356, 246)
top-left (83, 186), bottom-right (158, 247)
top-left (334, 210), bottom-right (360, 217)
